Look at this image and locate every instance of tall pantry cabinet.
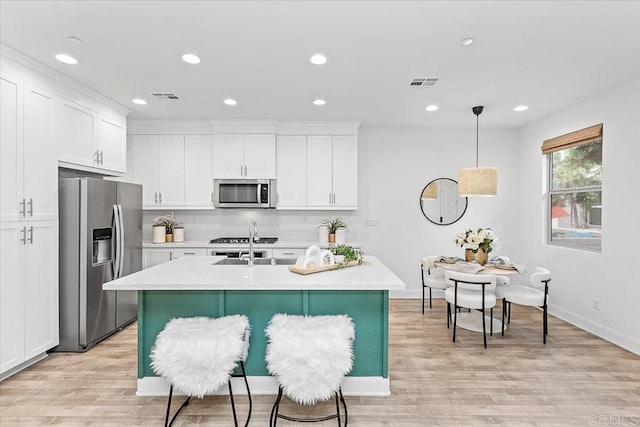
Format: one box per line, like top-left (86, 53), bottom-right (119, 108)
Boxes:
top-left (1, 61), bottom-right (59, 378)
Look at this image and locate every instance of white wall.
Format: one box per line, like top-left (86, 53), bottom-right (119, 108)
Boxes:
top-left (356, 126), bottom-right (521, 298)
top-left (515, 79), bottom-right (640, 354)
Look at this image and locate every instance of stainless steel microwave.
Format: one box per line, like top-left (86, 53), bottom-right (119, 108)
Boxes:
top-left (213, 179), bottom-right (276, 208)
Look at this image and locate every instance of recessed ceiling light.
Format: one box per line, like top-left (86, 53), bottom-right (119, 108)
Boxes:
top-left (312, 99), bottom-right (326, 106)
top-left (67, 36), bottom-right (83, 45)
top-left (460, 37), bottom-right (474, 46)
top-left (132, 98), bottom-right (147, 105)
top-left (55, 53), bottom-right (78, 65)
top-left (182, 53), bottom-right (201, 64)
top-left (514, 105), bottom-right (529, 112)
top-left (425, 105), bottom-right (439, 112)
top-left (310, 54), bottom-right (327, 65)
top-left (224, 98), bottom-right (237, 106)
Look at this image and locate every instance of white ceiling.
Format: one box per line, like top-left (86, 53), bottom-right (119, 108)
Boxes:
top-left (1, 1), bottom-right (639, 128)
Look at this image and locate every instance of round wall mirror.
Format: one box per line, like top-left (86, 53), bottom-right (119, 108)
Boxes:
top-left (419, 178), bottom-right (468, 225)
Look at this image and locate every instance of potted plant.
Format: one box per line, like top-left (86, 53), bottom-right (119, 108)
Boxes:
top-left (329, 244), bottom-right (364, 265)
top-left (320, 215), bottom-right (348, 243)
top-left (152, 213), bottom-right (178, 243)
top-left (454, 227), bottom-right (497, 265)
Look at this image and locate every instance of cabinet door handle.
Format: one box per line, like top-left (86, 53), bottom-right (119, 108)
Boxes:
top-left (282, 252), bottom-right (295, 256)
top-left (169, 251), bottom-right (173, 260)
top-left (240, 165), bottom-right (243, 176)
top-left (329, 193), bottom-right (332, 204)
top-left (28, 226), bottom-right (34, 244)
top-left (184, 252), bottom-right (196, 255)
top-left (20, 227), bottom-right (27, 245)
top-left (99, 150), bottom-right (104, 165)
top-left (244, 165), bottom-right (248, 176)
top-left (211, 192), bottom-right (214, 204)
top-left (159, 193), bottom-right (162, 203)
top-left (19, 198), bottom-right (26, 217)
top-left (28, 198), bottom-right (33, 216)
top-left (154, 192), bottom-right (158, 203)
top-left (94, 150), bottom-right (98, 164)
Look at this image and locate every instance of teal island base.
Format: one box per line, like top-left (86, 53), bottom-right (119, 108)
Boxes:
top-left (136, 289), bottom-right (390, 396)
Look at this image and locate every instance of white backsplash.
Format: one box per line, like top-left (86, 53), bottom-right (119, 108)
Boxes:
top-left (143, 210), bottom-right (364, 244)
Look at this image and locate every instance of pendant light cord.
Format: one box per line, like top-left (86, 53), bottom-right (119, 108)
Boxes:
top-left (476, 113), bottom-right (479, 168)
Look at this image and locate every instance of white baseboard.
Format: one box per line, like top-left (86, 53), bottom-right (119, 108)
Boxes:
top-left (137, 376), bottom-right (390, 397)
top-left (0, 352), bottom-right (47, 382)
top-left (549, 304), bottom-right (640, 355)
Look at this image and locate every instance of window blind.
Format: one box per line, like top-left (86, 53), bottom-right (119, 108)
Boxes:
top-left (541, 123), bottom-right (602, 154)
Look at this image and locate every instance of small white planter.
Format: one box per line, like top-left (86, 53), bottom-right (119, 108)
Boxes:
top-left (318, 225), bottom-right (329, 244)
top-left (173, 227), bottom-right (185, 243)
top-left (335, 228), bottom-right (347, 245)
top-left (152, 226), bottom-right (166, 244)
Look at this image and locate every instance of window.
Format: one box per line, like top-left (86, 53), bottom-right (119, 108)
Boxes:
top-left (543, 124), bottom-right (602, 251)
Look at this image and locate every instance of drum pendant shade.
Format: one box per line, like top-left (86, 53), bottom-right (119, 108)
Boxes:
top-left (458, 106), bottom-right (497, 197)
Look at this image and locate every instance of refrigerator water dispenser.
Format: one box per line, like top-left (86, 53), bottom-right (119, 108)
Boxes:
top-left (92, 227), bottom-right (112, 266)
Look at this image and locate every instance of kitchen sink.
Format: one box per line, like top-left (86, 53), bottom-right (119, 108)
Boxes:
top-left (213, 258), bottom-right (297, 266)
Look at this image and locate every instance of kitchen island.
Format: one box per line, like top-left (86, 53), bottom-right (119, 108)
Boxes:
top-left (103, 256), bottom-right (405, 396)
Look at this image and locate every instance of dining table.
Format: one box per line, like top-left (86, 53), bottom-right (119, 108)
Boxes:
top-left (434, 257), bottom-right (525, 334)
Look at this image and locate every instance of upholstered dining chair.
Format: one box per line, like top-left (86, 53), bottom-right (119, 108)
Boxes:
top-left (421, 256), bottom-right (448, 314)
top-left (444, 270), bottom-right (497, 349)
top-left (495, 267), bottom-right (552, 343)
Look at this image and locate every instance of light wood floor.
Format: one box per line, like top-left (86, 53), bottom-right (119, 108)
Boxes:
top-left (1, 299), bottom-right (639, 426)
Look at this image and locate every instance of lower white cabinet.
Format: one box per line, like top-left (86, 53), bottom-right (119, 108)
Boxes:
top-left (272, 248), bottom-right (305, 258)
top-left (1, 221), bottom-right (58, 376)
top-left (142, 248), bottom-right (207, 269)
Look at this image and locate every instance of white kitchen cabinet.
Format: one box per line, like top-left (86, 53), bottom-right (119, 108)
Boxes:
top-left (0, 223), bottom-right (23, 374)
top-left (57, 99), bottom-right (126, 175)
top-left (272, 248), bottom-right (305, 258)
top-left (184, 135), bottom-right (214, 207)
top-left (276, 135), bottom-right (307, 207)
top-left (132, 135), bottom-right (185, 209)
top-left (213, 133), bottom-right (276, 178)
top-left (0, 74), bottom-right (20, 223)
top-left (0, 221), bottom-right (58, 376)
top-left (307, 135), bottom-right (358, 209)
top-left (1, 78), bottom-right (57, 223)
top-left (23, 83), bottom-right (58, 221)
top-left (95, 114), bottom-right (126, 173)
top-left (143, 247), bottom-right (206, 269)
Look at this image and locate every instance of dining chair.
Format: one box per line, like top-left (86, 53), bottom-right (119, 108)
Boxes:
top-left (421, 256), bottom-right (448, 314)
top-left (495, 267), bottom-right (552, 343)
top-left (444, 270), bottom-right (497, 349)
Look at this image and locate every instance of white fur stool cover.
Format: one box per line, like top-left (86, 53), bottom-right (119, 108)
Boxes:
top-left (266, 313), bottom-right (355, 405)
top-left (150, 315), bottom-right (250, 399)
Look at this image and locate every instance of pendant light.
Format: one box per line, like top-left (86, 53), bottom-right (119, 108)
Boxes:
top-left (457, 106), bottom-right (497, 197)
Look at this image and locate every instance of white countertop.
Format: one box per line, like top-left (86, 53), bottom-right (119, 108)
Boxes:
top-left (103, 256), bottom-right (405, 291)
top-left (142, 240), bottom-right (363, 249)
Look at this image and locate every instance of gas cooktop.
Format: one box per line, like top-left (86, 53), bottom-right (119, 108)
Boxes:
top-left (209, 237), bottom-right (278, 244)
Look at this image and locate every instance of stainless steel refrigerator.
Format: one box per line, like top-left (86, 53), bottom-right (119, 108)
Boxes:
top-left (55, 177), bottom-right (142, 352)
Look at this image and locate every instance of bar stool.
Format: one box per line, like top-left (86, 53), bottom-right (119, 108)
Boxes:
top-left (266, 313), bottom-right (355, 426)
top-left (150, 315), bottom-right (252, 427)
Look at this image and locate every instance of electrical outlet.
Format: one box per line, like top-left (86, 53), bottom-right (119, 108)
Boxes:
top-left (366, 219), bottom-right (378, 226)
top-left (592, 298), bottom-right (600, 311)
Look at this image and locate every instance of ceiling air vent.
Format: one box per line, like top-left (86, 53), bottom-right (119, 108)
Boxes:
top-left (408, 77), bottom-right (439, 89)
top-left (151, 93), bottom-right (180, 100)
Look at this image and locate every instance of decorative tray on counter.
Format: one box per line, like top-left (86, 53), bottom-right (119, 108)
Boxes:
top-left (288, 261), bottom-right (360, 275)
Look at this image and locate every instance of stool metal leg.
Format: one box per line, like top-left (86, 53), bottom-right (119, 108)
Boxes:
top-left (270, 386), bottom-right (284, 427)
top-left (229, 360), bottom-right (252, 427)
top-left (164, 384), bottom-right (191, 427)
top-left (270, 385), bottom-right (347, 426)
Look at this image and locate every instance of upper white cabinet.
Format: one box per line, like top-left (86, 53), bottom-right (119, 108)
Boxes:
top-left (57, 96), bottom-right (126, 175)
top-left (276, 135), bottom-right (308, 207)
top-left (95, 115), bottom-right (126, 172)
top-left (213, 133), bottom-right (276, 178)
top-left (184, 135), bottom-right (214, 207)
top-left (277, 134), bottom-right (357, 210)
top-left (132, 135), bottom-right (185, 209)
top-left (1, 76), bottom-right (57, 223)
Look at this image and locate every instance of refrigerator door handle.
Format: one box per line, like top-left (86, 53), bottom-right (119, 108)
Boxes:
top-left (117, 204), bottom-right (125, 278)
top-left (112, 204), bottom-right (121, 279)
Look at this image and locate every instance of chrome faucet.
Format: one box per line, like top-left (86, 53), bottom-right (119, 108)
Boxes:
top-left (248, 221), bottom-right (258, 266)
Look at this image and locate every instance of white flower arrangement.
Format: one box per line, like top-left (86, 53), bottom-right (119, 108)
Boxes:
top-left (455, 227), bottom-right (498, 253)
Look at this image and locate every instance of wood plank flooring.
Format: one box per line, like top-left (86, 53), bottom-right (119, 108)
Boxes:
top-left (1, 299), bottom-right (639, 426)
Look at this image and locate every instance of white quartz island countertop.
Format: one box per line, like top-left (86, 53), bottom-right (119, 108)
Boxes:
top-left (104, 256), bottom-right (405, 291)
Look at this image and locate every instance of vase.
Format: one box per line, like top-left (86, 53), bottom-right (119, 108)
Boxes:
top-left (335, 228), bottom-right (347, 245)
top-left (476, 248), bottom-right (489, 266)
top-left (173, 227), bottom-right (184, 243)
top-left (318, 225), bottom-right (329, 244)
top-left (465, 249), bottom-right (475, 262)
top-left (152, 226), bottom-right (166, 244)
